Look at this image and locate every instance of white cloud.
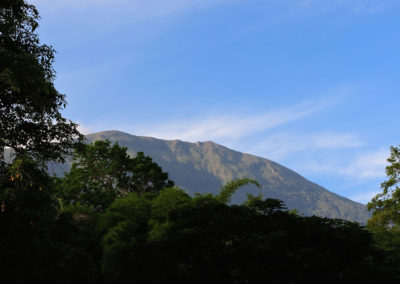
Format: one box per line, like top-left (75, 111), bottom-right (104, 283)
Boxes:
top-left (340, 149), bottom-right (389, 179)
top-left (349, 190), bottom-right (380, 204)
top-left (133, 99), bottom-right (331, 143)
top-left (248, 131), bottom-right (363, 161)
top-left (297, 149), bottom-right (389, 180)
top-left (314, 133), bottom-right (363, 148)
top-left (292, 0), bottom-right (395, 14)
top-left (30, 0), bottom-right (239, 22)
top-left (77, 124), bottom-right (93, 135)
top-left (38, 0), bottom-right (392, 15)
top-left (30, 0), bottom-right (396, 29)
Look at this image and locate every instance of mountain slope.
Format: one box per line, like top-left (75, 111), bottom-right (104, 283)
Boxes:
top-left (77, 130), bottom-right (370, 223)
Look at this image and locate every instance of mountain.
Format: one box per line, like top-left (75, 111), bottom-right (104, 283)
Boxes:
top-left (50, 130), bottom-right (370, 223)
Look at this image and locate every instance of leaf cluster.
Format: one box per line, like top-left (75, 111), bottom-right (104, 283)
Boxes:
top-left (98, 185), bottom-right (383, 284)
top-left (58, 140), bottom-right (174, 210)
top-left (0, 0), bottom-right (82, 164)
top-left (368, 146), bottom-right (400, 227)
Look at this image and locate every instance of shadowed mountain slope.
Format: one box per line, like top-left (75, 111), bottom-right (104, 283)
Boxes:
top-left (78, 130), bottom-right (370, 223)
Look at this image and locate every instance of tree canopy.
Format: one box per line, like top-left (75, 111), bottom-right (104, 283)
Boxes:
top-left (366, 146), bottom-right (400, 280)
top-left (0, 2), bottom-right (89, 282)
top-left (59, 140), bottom-right (174, 210)
top-left (98, 185), bottom-right (383, 284)
top-left (368, 145), bottom-right (400, 228)
top-left (0, 0), bottom-right (82, 164)
top-left (1, 1), bottom-right (400, 283)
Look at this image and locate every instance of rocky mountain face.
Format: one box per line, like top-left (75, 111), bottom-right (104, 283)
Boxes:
top-left (57, 130), bottom-right (370, 223)
top-left (46, 130), bottom-right (369, 223)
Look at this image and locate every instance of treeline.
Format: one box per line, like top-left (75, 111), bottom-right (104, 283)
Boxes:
top-left (2, 1), bottom-right (400, 283)
top-left (0, 141), bottom-right (398, 283)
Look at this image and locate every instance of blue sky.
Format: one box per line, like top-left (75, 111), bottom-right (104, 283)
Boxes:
top-left (31, 0), bottom-right (400, 204)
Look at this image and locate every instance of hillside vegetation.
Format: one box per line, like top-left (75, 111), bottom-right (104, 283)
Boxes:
top-left (3, 1), bottom-right (400, 283)
top-left (82, 130), bottom-right (370, 223)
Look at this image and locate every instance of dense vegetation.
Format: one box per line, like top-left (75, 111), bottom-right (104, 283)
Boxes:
top-left (1, 1), bottom-right (400, 283)
top-left (84, 131), bottom-right (370, 223)
top-left (0, 146), bottom-right (392, 283)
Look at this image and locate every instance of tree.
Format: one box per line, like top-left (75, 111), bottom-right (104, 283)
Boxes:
top-left (59, 140), bottom-right (174, 210)
top-left (245, 194), bottom-right (287, 215)
top-left (367, 146), bottom-right (400, 280)
top-left (129, 152), bottom-right (175, 195)
top-left (216, 178), bottom-right (260, 204)
top-left (368, 146), bottom-right (400, 227)
top-left (0, 155), bottom-right (58, 282)
top-left (0, 0), bottom-right (82, 165)
top-left (98, 183), bottom-right (384, 284)
top-left (0, 3), bottom-right (97, 282)
top-left (59, 140), bottom-right (132, 210)
top-left (0, 154), bottom-right (102, 283)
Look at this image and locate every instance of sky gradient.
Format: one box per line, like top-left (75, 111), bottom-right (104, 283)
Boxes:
top-left (31, 0), bottom-right (400, 204)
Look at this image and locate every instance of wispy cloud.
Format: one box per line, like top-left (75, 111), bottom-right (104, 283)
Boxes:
top-left (249, 131), bottom-right (363, 160)
top-left (298, 148), bottom-right (389, 180)
top-left (31, 0), bottom-right (240, 22)
top-left (349, 190), bottom-right (380, 204)
top-left (77, 124), bottom-right (93, 135)
top-left (292, 0), bottom-right (396, 15)
top-left (246, 127), bottom-right (388, 188)
top-left (31, 0), bottom-right (397, 29)
top-left (132, 98), bottom-right (334, 143)
top-left (340, 149), bottom-right (389, 179)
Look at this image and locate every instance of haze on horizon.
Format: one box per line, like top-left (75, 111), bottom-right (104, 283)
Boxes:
top-left (31, 0), bottom-right (400, 204)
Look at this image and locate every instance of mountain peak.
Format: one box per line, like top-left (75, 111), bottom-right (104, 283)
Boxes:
top-left (81, 130), bottom-right (370, 223)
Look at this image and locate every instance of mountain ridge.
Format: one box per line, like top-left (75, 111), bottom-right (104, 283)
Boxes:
top-left (79, 130), bottom-right (370, 223)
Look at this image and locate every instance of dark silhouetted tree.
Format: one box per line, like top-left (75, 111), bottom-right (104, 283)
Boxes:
top-left (368, 145), bottom-right (400, 227)
top-left (0, 0), bottom-right (82, 165)
top-left (367, 145), bottom-right (400, 281)
top-left (98, 181), bottom-right (385, 284)
top-left (59, 140), bottom-right (174, 210)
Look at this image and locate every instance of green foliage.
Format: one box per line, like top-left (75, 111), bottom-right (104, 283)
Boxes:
top-left (0, 2), bottom-right (99, 282)
top-left (367, 224), bottom-right (400, 280)
top-left (0, 156), bottom-right (99, 283)
top-left (368, 146), bottom-right (400, 228)
top-left (245, 193), bottom-right (287, 215)
top-left (217, 178), bottom-right (260, 204)
top-left (97, 181), bottom-right (385, 284)
top-left (59, 140), bottom-right (130, 210)
top-left (149, 187), bottom-right (192, 240)
top-left (58, 140), bottom-right (174, 210)
top-left (0, 0), bottom-right (83, 164)
top-left (88, 131), bottom-right (370, 223)
top-left (0, 155), bottom-right (59, 228)
top-left (99, 193), bottom-right (154, 279)
top-left (130, 152), bottom-right (175, 195)
top-left (366, 145), bottom-right (400, 280)
top-left (0, 2), bottom-right (396, 281)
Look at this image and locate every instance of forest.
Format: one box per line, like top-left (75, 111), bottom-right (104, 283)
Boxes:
top-left (1, 1), bottom-right (400, 283)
